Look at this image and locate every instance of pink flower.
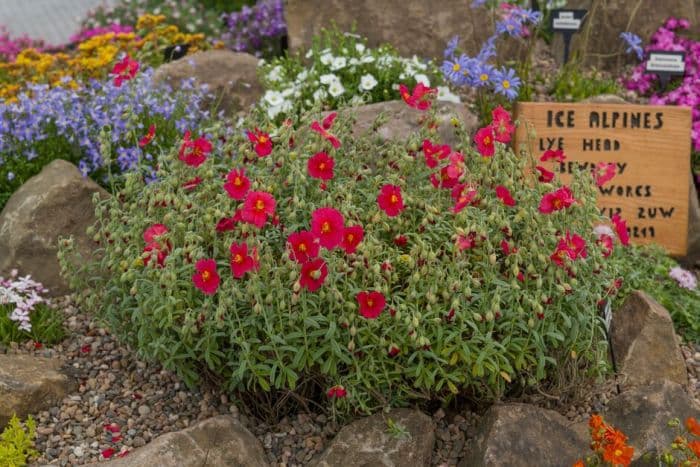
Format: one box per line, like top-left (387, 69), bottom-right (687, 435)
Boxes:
top-left (111, 55), bottom-right (139, 87)
top-left (451, 184), bottom-right (478, 213)
top-left (456, 232), bottom-right (479, 251)
top-left (490, 106), bottom-right (514, 143)
top-left (311, 207), bottom-right (345, 249)
top-left (535, 166), bottom-right (555, 183)
top-left (229, 242), bottom-right (258, 279)
top-left (593, 162), bottom-right (616, 186)
top-left (356, 291), bottom-right (386, 319)
top-left (474, 127), bottom-right (495, 157)
top-left (182, 176), bottom-right (203, 191)
top-left (327, 385), bottom-right (347, 398)
top-left (377, 184), bottom-right (405, 217)
top-left (246, 128), bottom-right (273, 157)
top-left (138, 124), bottom-right (155, 147)
top-left (307, 152), bottom-right (335, 180)
top-left (495, 185), bottom-right (516, 206)
top-left (223, 168), bottom-right (251, 200)
top-left (287, 231), bottom-right (319, 263)
top-left (538, 186), bottom-right (576, 214)
top-left (399, 82), bottom-right (436, 110)
top-left (178, 131), bottom-right (212, 167)
top-left (423, 140), bottom-right (451, 168)
top-left (340, 225), bottom-right (364, 254)
top-left (311, 113), bottom-right (341, 148)
top-left (299, 258), bottom-right (328, 292)
top-left (612, 214), bottom-right (630, 246)
top-left (242, 191), bottom-right (276, 228)
top-left (192, 259), bottom-right (220, 295)
top-left (540, 149), bottom-right (565, 162)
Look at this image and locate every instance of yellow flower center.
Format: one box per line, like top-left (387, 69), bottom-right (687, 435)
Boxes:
top-left (259, 135), bottom-right (268, 143)
top-left (502, 80), bottom-right (511, 89)
top-left (319, 162), bottom-right (326, 170)
top-left (553, 198), bottom-right (562, 209)
top-left (234, 177), bottom-right (242, 186)
top-left (321, 221), bottom-right (331, 233)
top-left (255, 199), bottom-right (265, 211)
top-left (233, 254), bottom-right (243, 264)
top-left (484, 136), bottom-right (491, 145)
top-left (390, 194), bottom-right (398, 204)
top-left (298, 243), bottom-right (307, 252)
top-left (367, 299), bottom-right (374, 307)
top-left (201, 270), bottom-right (211, 281)
top-left (614, 449), bottom-right (622, 457)
top-left (480, 73), bottom-right (489, 82)
top-left (452, 63), bottom-right (460, 72)
top-left (347, 234), bottom-right (354, 242)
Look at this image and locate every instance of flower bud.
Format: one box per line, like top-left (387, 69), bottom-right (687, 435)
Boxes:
top-left (348, 340), bottom-right (355, 351)
top-left (349, 326), bottom-right (357, 336)
top-left (292, 281), bottom-right (301, 293)
top-left (485, 311), bottom-right (494, 321)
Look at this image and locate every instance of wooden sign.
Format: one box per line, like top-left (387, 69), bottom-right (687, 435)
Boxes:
top-left (514, 102), bottom-right (692, 256)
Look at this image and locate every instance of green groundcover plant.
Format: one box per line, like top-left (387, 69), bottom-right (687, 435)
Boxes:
top-left (61, 89), bottom-right (624, 414)
top-left (257, 28), bottom-right (449, 123)
top-left (0, 415), bottom-right (37, 467)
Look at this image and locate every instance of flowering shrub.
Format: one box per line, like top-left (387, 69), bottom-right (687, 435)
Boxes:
top-left (257, 29), bottom-right (446, 121)
top-left (622, 18), bottom-right (700, 183)
top-left (0, 14), bottom-right (208, 102)
top-left (61, 99), bottom-right (621, 414)
top-left (575, 415), bottom-right (700, 466)
top-left (220, 0), bottom-right (287, 58)
top-left (78, 0), bottom-right (246, 37)
top-left (0, 271), bottom-right (63, 346)
top-left (0, 67), bottom-right (211, 209)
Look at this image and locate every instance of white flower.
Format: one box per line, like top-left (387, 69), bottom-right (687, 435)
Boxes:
top-left (330, 56), bottom-right (347, 71)
top-left (267, 100), bottom-right (293, 119)
top-left (320, 53), bottom-right (334, 65)
top-left (263, 90), bottom-right (284, 107)
top-left (267, 65), bottom-right (283, 82)
top-left (350, 95), bottom-right (365, 105)
top-left (361, 55), bottom-right (376, 64)
top-left (313, 88), bottom-right (328, 102)
top-left (263, 90), bottom-right (285, 107)
top-left (295, 70), bottom-right (309, 82)
top-left (305, 49), bottom-right (313, 59)
top-left (359, 74), bottom-right (378, 91)
top-left (355, 43), bottom-right (366, 54)
top-left (414, 74), bottom-right (430, 87)
top-left (328, 80), bottom-right (345, 97)
top-left (281, 87), bottom-right (295, 97)
top-left (436, 86), bottom-right (461, 104)
top-left (593, 225), bottom-right (615, 238)
top-left (349, 57), bottom-right (360, 66)
top-left (409, 55), bottom-right (428, 70)
top-left (320, 73), bottom-right (339, 85)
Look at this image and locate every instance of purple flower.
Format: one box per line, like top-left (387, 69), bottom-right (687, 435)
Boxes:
top-left (441, 54), bottom-right (475, 86)
top-left (491, 67), bottom-right (521, 100)
top-left (444, 35), bottom-right (459, 59)
top-left (669, 266), bottom-right (697, 290)
top-left (620, 32), bottom-right (644, 60)
top-left (221, 0), bottom-right (286, 58)
top-left (496, 18), bottom-right (523, 37)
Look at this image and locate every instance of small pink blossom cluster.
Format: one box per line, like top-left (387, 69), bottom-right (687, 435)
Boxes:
top-left (0, 269), bottom-right (48, 332)
top-left (622, 18), bottom-right (700, 153)
top-left (0, 26), bottom-right (44, 61)
top-left (669, 266), bottom-right (698, 290)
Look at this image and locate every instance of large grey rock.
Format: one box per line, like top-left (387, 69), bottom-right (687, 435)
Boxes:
top-left (339, 100), bottom-right (479, 147)
top-left (285, 0), bottom-right (494, 60)
top-left (605, 380), bottom-right (700, 463)
top-left (0, 159), bottom-right (108, 296)
top-left (610, 291), bottom-right (688, 390)
top-left (313, 409), bottom-right (435, 467)
top-left (153, 50), bottom-right (263, 116)
top-left (0, 354), bottom-right (75, 429)
top-left (84, 416), bottom-right (268, 467)
top-left (554, 0), bottom-right (698, 69)
top-left (460, 403), bottom-right (587, 467)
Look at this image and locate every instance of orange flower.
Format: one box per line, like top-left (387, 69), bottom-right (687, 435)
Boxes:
top-left (687, 417), bottom-right (700, 437)
top-left (602, 440), bottom-right (634, 467)
top-left (572, 460), bottom-right (585, 467)
top-left (688, 440), bottom-right (700, 458)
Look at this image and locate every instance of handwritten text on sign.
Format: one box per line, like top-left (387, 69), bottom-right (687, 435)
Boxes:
top-left (514, 102), bottom-right (692, 256)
